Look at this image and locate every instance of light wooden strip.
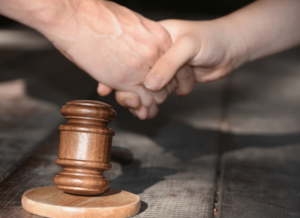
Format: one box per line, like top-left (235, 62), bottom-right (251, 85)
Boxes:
top-left (0, 79), bottom-right (224, 217)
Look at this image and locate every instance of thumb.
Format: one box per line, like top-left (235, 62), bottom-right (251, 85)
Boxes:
top-left (144, 36), bottom-right (196, 91)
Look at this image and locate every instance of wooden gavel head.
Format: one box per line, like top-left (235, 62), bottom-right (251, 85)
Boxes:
top-left (54, 100), bottom-right (117, 195)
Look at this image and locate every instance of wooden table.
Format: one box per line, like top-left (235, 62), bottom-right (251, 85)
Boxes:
top-left (0, 19), bottom-right (300, 218)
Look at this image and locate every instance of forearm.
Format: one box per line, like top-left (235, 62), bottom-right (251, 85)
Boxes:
top-left (0, 0), bottom-right (72, 32)
top-left (222, 0), bottom-right (300, 64)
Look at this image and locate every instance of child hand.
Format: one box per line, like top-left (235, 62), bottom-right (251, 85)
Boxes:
top-left (97, 77), bottom-right (179, 119)
top-left (144, 19), bottom-right (246, 92)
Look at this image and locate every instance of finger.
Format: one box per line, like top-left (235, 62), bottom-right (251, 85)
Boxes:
top-left (135, 103), bottom-right (159, 119)
top-left (150, 78), bottom-right (177, 104)
top-left (128, 85), bottom-right (154, 108)
top-left (130, 102), bottom-right (159, 119)
top-left (144, 36), bottom-right (196, 91)
top-left (175, 65), bottom-right (195, 96)
top-left (136, 106), bottom-right (148, 120)
top-left (166, 77), bottom-right (178, 95)
top-left (147, 103), bottom-right (159, 119)
top-left (195, 68), bottom-right (229, 83)
top-left (150, 89), bottom-right (168, 105)
top-left (193, 67), bottom-right (211, 83)
top-left (97, 83), bottom-right (113, 96)
top-left (115, 91), bottom-right (140, 109)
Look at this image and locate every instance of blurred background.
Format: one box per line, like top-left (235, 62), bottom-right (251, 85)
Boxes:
top-left (0, 0), bottom-right (254, 27)
top-left (115, 0), bottom-right (254, 15)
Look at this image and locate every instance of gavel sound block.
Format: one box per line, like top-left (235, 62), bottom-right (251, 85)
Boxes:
top-left (21, 100), bottom-right (141, 218)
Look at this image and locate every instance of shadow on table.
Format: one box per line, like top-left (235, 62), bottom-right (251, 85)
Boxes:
top-left (104, 93), bottom-right (300, 160)
top-left (110, 159), bottom-right (177, 194)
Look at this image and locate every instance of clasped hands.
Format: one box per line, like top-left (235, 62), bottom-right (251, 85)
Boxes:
top-left (1, 0), bottom-right (298, 119)
top-left (44, 0), bottom-right (239, 119)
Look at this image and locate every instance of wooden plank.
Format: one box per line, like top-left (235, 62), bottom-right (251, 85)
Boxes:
top-left (0, 27), bottom-right (96, 185)
top-left (218, 48), bottom-right (300, 217)
top-left (100, 79), bottom-right (225, 217)
top-left (0, 132), bottom-right (61, 218)
top-left (0, 79), bottom-right (224, 217)
top-left (0, 78), bottom-right (66, 183)
top-left (0, 130), bottom-right (125, 218)
top-left (0, 16), bottom-right (224, 217)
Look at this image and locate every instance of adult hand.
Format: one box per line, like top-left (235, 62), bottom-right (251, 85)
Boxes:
top-left (98, 76), bottom-right (180, 118)
top-left (49, 0), bottom-right (175, 119)
top-left (0, 0), bottom-right (178, 119)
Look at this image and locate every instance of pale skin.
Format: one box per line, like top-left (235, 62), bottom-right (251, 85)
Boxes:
top-left (1, 0), bottom-right (300, 119)
top-left (115, 0), bottom-right (300, 118)
top-left (0, 0), bottom-right (193, 119)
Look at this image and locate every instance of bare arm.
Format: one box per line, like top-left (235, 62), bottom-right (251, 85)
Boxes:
top-left (143, 0), bottom-right (300, 91)
top-left (0, 0), bottom-right (182, 119)
top-left (226, 0), bottom-right (300, 63)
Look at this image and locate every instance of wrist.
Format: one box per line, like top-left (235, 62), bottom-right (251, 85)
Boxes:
top-left (0, 0), bottom-right (71, 31)
top-left (214, 16), bottom-right (250, 71)
top-left (26, 0), bottom-right (83, 37)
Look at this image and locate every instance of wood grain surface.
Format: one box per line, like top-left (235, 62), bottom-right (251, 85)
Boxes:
top-left (218, 49), bottom-right (300, 218)
top-left (22, 186), bottom-right (140, 218)
top-left (54, 100), bottom-right (117, 195)
top-left (0, 24), bottom-right (224, 217)
top-left (0, 79), bottom-right (63, 183)
top-left (103, 78), bottom-right (225, 218)
top-left (1, 19), bottom-right (299, 218)
top-left (0, 81), bottom-right (224, 218)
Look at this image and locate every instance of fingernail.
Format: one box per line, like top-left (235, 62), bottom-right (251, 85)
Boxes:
top-left (124, 99), bottom-right (132, 108)
top-left (144, 74), bottom-right (163, 91)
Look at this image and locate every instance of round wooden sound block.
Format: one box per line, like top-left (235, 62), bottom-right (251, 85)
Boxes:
top-left (22, 186), bottom-right (141, 218)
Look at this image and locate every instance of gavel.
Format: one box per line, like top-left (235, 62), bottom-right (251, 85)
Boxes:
top-left (22, 100), bottom-right (140, 218)
top-left (54, 100), bottom-right (117, 195)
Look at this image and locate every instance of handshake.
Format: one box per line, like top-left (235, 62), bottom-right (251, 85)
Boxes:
top-left (2, 0), bottom-right (298, 119)
top-left (33, 0), bottom-right (245, 120)
top-left (50, 0), bottom-right (240, 119)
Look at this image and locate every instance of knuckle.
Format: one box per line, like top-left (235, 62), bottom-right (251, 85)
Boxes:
top-left (112, 70), bottom-right (128, 84)
top-left (127, 57), bottom-right (143, 71)
top-left (144, 47), bottom-right (159, 63)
